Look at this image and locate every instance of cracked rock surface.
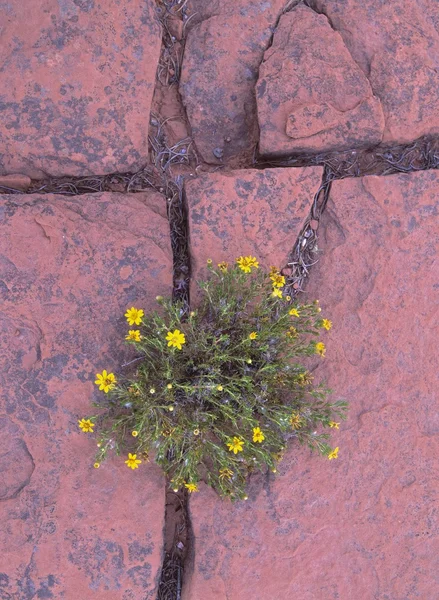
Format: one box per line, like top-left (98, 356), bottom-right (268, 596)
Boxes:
top-left (0, 192), bottom-right (171, 599)
top-left (0, 0), bottom-right (161, 178)
top-left (308, 0), bottom-right (439, 145)
top-left (182, 170), bottom-right (439, 600)
top-left (1, 1), bottom-right (439, 598)
top-left (180, 0), bottom-right (286, 166)
top-left (186, 166), bottom-right (322, 295)
top-left (257, 4), bottom-right (384, 155)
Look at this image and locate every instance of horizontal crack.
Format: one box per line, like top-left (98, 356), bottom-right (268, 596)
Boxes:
top-left (256, 134), bottom-right (439, 179)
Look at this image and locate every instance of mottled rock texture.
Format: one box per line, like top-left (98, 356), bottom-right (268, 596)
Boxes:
top-left (180, 0), bottom-right (285, 165)
top-left (0, 1), bottom-right (161, 178)
top-left (182, 171), bottom-right (439, 600)
top-left (186, 166), bottom-right (322, 291)
top-left (257, 5), bottom-right (384, 155)
top-left (0, 192), bottom-right (172, 599)
top-left (0, 174), bottom-right (31, 192)
top-left (308, 0), bottom-right (439, 144)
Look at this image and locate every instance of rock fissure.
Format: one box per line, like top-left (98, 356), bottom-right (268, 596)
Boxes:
top-left (2, 0), bottom-right (439, 597)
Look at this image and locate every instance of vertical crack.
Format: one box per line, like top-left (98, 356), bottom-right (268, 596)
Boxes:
top-left (284, 166), bottom-right (333, 298)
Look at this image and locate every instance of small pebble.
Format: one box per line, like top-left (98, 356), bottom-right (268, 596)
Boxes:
top-left (213, 147), bottom-right (224, 159)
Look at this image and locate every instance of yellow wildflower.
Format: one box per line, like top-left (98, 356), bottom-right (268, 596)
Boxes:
top-left (162, 427), bottom-right (176, 437)
top-left (236, 256), bottom-right (259, 273)
top-left (272, 288), bottom-right (283, 298)
top-left (166, 329), bottom-right (186, 350)
top-left (207, 258), bottom-right (213, 265)
top-left (286, 326), bottom-right (298, 339)
top-left (322, 319), bottom-right (332, 331)
top-left (125, 330), bottom-right (141, 342)
top-left (270, 272), bottom-right (286, 288)
top-left (249, 331), bottom-right (258, 340)
top-left (290, 413), bottom-right (303, 430)
top-left (315, 342), bottom-right (326, 357)
top-left (168, 406), bottom-right (174, 411)
top-left (167, 383), bottom-right (173, 390)
top-left (125, 453), bottom-right (142, 469)
top-left (252, 427), bottom-right (265, 443)
top-left (156, 295), bottom-right (163, 302)
top-left (193, 429), bottom-right (200, 436)
top-left (95, 370), bottom-right (117, 393)
top-left (289, 308), bottom-right (300, 317)
top-left (246, 358), bottom-right (252, 364)
top-left (125, 307), bottom-right (144, 326)
top-left (78, 418), bottom-right (94, 433)
top-left (94, 462), bottom-right (100, 469)
top-left (329, 421), bottom-right (340, 429)
top-left (217, 385), bottom-right (223, 391)
top-left (296, 372), bottom-right (313, 386)
top-left (218, 261), bottom-right (229, 272)
top-left (185, 482), bottom-right (198, 493)
top-left (328, 447), bottom-right (339, 460)
top-left (150, 387), bottom-right (156, 394)
top-left (190, 311), bottom-right (196, 318)
top-left (286, 295), bottom-right (291, 301)
top-left (227, 437), bottom-right (244, 454)
top-left (219, 467), bottom-right (233, 481)
top-left (132, 430), bottom-right (139, 437)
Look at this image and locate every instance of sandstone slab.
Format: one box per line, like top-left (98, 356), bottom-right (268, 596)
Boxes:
top-left (0, 174), bottom-right (31, 192)
top-left (308, 0), bottom-right (439, 144)
top-left (257, 5), bottom-right (384, 156)
top-left (0, 1), bottom-right (161, 178)
top-left (0, 192), bottom-right (172, 598)
top-left (183, 171), bottom-right (439, 599)
top-left (186, 166), bottom-right (323, 288)
top-left (180, 0), bottom-right (285, 166)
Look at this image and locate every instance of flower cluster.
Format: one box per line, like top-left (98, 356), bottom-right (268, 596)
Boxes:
top-left (80, 258), bottom-right (346, 498)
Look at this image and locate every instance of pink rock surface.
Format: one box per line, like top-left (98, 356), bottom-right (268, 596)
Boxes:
top-left (0, 174), bottom-right (31, 192)
top-left (182, 171), bottom-right (439, 599)
top-left (257, 5), bottom-right (384, 156)
top-left (180, 0), bottom-right (285, 165)
top-left (186, 166), bottom-right (323, 291)
top-left (0, 192), bottom-right (172, 598)
top-left (308, 0), bottom-right (439, 144)
top-left (0, 1), bottom-right (161, 178)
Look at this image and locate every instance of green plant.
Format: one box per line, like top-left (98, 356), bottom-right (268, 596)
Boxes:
top-left (80, 256), bottom-right (347, 499)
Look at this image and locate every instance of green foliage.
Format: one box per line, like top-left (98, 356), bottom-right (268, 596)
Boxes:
top-left (88, 260), bottom-right (347, 499)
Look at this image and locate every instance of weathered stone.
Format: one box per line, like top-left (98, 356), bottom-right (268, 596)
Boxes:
top-left (180, 0), bottom-right (285, 165)
top-left (257, 5), bottom-right (384, 156)
top-left (0, 1), bottom-right (161, 178)
top-left (186, 166), bottom-right (323, 290)
top-left (0, 174), bottom-right (31, 191)
top-left (0, 430), bottom-right (34, 501)
top-left (0, 192), bottom-right (171, 598)
top-left (308, 0), bottom-right (439, 144)
top-left (183, 171), bottom-right (439, 599)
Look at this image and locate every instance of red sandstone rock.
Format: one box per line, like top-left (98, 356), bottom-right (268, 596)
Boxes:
top-left (186, 166), bottom-right (323, 292)
top-left (0, 1), bottom-right (161, 178)
top-left (0, 192), bottom-right (172, 598)
top-left (180, 0), bottom-right (285, 166)
top-left (309, 0), bottom-right (439, 144)
top-left (0, 174), bottom-right (31, 191)
top-left (182, 171), bottom-right (439, 600)
top-left (257, 5), bottom-right (384, 156)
